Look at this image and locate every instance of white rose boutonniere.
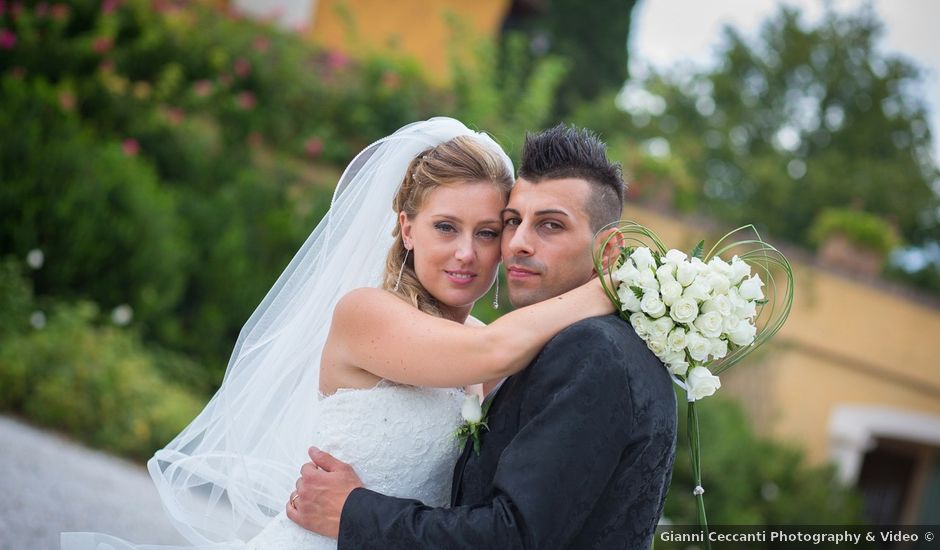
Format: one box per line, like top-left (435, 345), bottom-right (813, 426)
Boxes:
top-left (454, 394), bottom-right (492, 455)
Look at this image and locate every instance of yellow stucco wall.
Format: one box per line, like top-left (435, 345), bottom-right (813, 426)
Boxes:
top-left (310, 0), bottom-right (510, 82)
top-left (626, 206), bottom-right (940, 464)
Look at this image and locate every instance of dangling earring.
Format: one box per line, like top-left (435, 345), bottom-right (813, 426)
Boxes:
top-left (394, 249), bottom-right (410, 291)
top-left (492, 272), bottom-right (500, 309)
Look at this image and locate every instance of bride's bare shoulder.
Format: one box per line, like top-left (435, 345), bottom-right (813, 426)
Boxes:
top-left (332, 287), bottom-right (412, 324)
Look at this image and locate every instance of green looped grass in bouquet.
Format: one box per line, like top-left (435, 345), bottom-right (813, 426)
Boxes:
top-left (593, 221), bottom-right (795, 548)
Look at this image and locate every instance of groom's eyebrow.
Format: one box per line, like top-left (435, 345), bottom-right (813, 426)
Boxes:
top-left (534, 209), bottom-right (570, 218)
top-left (500, 208), bottom-right (571, 218)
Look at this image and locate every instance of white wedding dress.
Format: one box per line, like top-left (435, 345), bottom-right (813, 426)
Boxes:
top-left (243, 381), bottom-right (465, 549)
top-left (62, 382), bottom-right (465, 550)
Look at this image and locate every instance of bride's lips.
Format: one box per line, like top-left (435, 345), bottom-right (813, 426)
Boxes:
top-left (444, 270), bottom-right (477, 285)
top-left (506, 265), bottom-right (539, 280)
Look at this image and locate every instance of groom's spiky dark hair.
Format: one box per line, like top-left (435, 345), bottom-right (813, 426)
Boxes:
top-left (519, 124), bottom-right (625, 231)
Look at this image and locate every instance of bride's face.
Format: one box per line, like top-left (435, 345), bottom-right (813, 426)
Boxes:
top-left (400, 181), bottom-right (506, 321)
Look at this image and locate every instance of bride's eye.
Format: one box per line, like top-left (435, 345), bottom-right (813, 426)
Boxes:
top-left (477, 229), bottom-right (500, 240)
top-left (434, 222), bottom-right (457, 234)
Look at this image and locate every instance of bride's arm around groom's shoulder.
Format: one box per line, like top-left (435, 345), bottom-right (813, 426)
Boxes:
top-left (302, 314), bottom-right (677, 550)
top-left (325, 281), bottom-right (611, 389)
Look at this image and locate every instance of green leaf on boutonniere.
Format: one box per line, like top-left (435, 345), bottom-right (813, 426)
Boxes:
top-left (454, 397), bottom-right (494, 456)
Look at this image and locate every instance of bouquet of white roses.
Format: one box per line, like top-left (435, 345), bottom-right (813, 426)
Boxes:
top-left (613, 246), bottom-right (767, 401)
top-left (595, 222), bottom-right (794, 548)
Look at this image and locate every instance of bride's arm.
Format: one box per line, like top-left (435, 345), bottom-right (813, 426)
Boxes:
top-left (326, 278), bottom-right (614, 388)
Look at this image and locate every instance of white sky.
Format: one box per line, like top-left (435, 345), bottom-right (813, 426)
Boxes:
top-left (630, 0), bottom-right (940, 162)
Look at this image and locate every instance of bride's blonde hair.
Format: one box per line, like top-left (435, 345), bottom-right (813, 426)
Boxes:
top-left (382, 135), bottom-right (514, 317)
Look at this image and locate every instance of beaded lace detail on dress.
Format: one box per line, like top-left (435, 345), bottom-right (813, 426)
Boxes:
top-left (244, 382), bottom-right (465, 549)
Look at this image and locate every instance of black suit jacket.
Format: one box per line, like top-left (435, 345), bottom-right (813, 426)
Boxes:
top-left (338, 314), bottom-right (677, 549)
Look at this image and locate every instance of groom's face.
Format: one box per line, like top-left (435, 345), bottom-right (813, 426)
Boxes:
top-left (501, 177), bottom-right (598, 307)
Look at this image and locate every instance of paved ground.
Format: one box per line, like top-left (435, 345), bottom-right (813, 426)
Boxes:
top-left (0, 415), bottom-right (187, 549)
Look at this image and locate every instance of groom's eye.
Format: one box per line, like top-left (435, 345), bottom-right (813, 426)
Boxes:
top-left (541, 221), bottom-right (563, 231)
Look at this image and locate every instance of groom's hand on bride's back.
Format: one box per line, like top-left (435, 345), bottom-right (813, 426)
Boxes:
top-left (287, 446), bottom-right (363, 538)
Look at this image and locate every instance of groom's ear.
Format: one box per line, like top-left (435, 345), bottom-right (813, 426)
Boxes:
top-left (596, 228), bottom-right (624, 272)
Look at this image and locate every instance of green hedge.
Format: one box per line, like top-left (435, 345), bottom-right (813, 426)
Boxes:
top-left (0, 260), bottom-right (203, 460)
top-left (809, 208), bottom-right (901, 256)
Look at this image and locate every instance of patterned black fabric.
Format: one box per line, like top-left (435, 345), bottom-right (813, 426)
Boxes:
top-left (338, 314), bottom-right (677, 549)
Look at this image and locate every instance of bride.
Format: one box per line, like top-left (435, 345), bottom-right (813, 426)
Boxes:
top-left (62, 118), bottom-right (612, 549)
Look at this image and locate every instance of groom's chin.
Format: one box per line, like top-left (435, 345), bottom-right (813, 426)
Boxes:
top-left (506, 287), bottom-right (542, 308)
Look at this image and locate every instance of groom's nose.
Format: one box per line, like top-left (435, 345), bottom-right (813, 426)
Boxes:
top-left (504, 223), bottom-right (534, 258)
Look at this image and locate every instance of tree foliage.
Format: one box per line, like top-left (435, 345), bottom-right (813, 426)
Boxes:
top-left (578, 6), bottom-right (939, 291)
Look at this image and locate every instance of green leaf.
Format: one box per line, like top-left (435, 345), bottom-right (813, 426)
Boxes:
top-left (652, 250), bottom-right (663, 266)
top-left (754, 299), bottom-right (769, 305)
top-left (691, 240), bottom-right (705, 260)
top-left (630, 285), bottom-right (644, 300)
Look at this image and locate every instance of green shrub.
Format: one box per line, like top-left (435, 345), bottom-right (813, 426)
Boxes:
top-left (809, 208), bottom-right (901, 256)
top-left (0, 301), bottom-right (204, 460)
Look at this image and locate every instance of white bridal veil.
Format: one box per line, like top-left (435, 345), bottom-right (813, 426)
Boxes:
top-left (62, 118), bottom-right (513, 549)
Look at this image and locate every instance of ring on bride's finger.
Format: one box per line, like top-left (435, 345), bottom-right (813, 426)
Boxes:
top-left (290, 493), bottom-right (300, 508)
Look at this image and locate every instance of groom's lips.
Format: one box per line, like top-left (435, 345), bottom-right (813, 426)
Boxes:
top-left (506, 266), bottom-right (539, 280)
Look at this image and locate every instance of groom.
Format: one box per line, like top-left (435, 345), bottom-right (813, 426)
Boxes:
top-left (288, 124), bottom-right (677, 549)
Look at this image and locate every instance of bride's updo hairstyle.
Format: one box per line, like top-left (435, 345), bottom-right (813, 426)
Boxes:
top-left (382, 135), bottom-right (513, 317)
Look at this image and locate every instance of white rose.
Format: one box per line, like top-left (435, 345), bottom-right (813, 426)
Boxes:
top-left (708, 256), bottom-right (733, 278)
top-left (667, 327), bottom-right (688, 352)
top-left (612, 260), bottom-right (639, 285)
top-left (637, 268), bottom-right (659, 292)
top-left (664, 249), bottom-right (688, 266)
top-left (676, 261), bottom-right (698, 287)
top-left (735, 299), bottom-right (757, 320)
top-left (646, 334), bottom-right (669, 358)
top-left (649, 316), bottom-right (675, 339)
top-left (705, 270), bottom-right (731, 294)
top-left (701, 295), bottom-right (732, 317)
top-left (660, 280), bottom-right (683, 306)
top-left (693, 310), bottom-right (724, 338)
top-left (461, 394), bottom-right (483, 423)
top-left (727, 319), bottom-right (757, 346)
top-left (670, 296), bottom-right (699, 324)
top-left (616, 284), bottom-right (642, 312)
top-left (656, 263), bottom-right (676, 285)
top-left (726, 287), bottom-right (755, 319)
top-left (690, 257), bottom-right (708, 274)
top-left (738, 274), bottom-right (765, 301)
top-left (685, 330), bottom-right (712, 362)
top-left (629, 312), bottom-right (650, 337)
top-left (640, 291), bottom-right (667, 318)
top-left (631, 247), bottom-right (656, 271)
top-left (683, 278), bottom-right (712, 302)
top-left (664, 351), bottom-right (690, 376)
top-left (686, 366), bottom-right (721, 401)
top-left (729, 255), bottom-right (751, 285)
top-left (710, 337), bottom-right (728, 359)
